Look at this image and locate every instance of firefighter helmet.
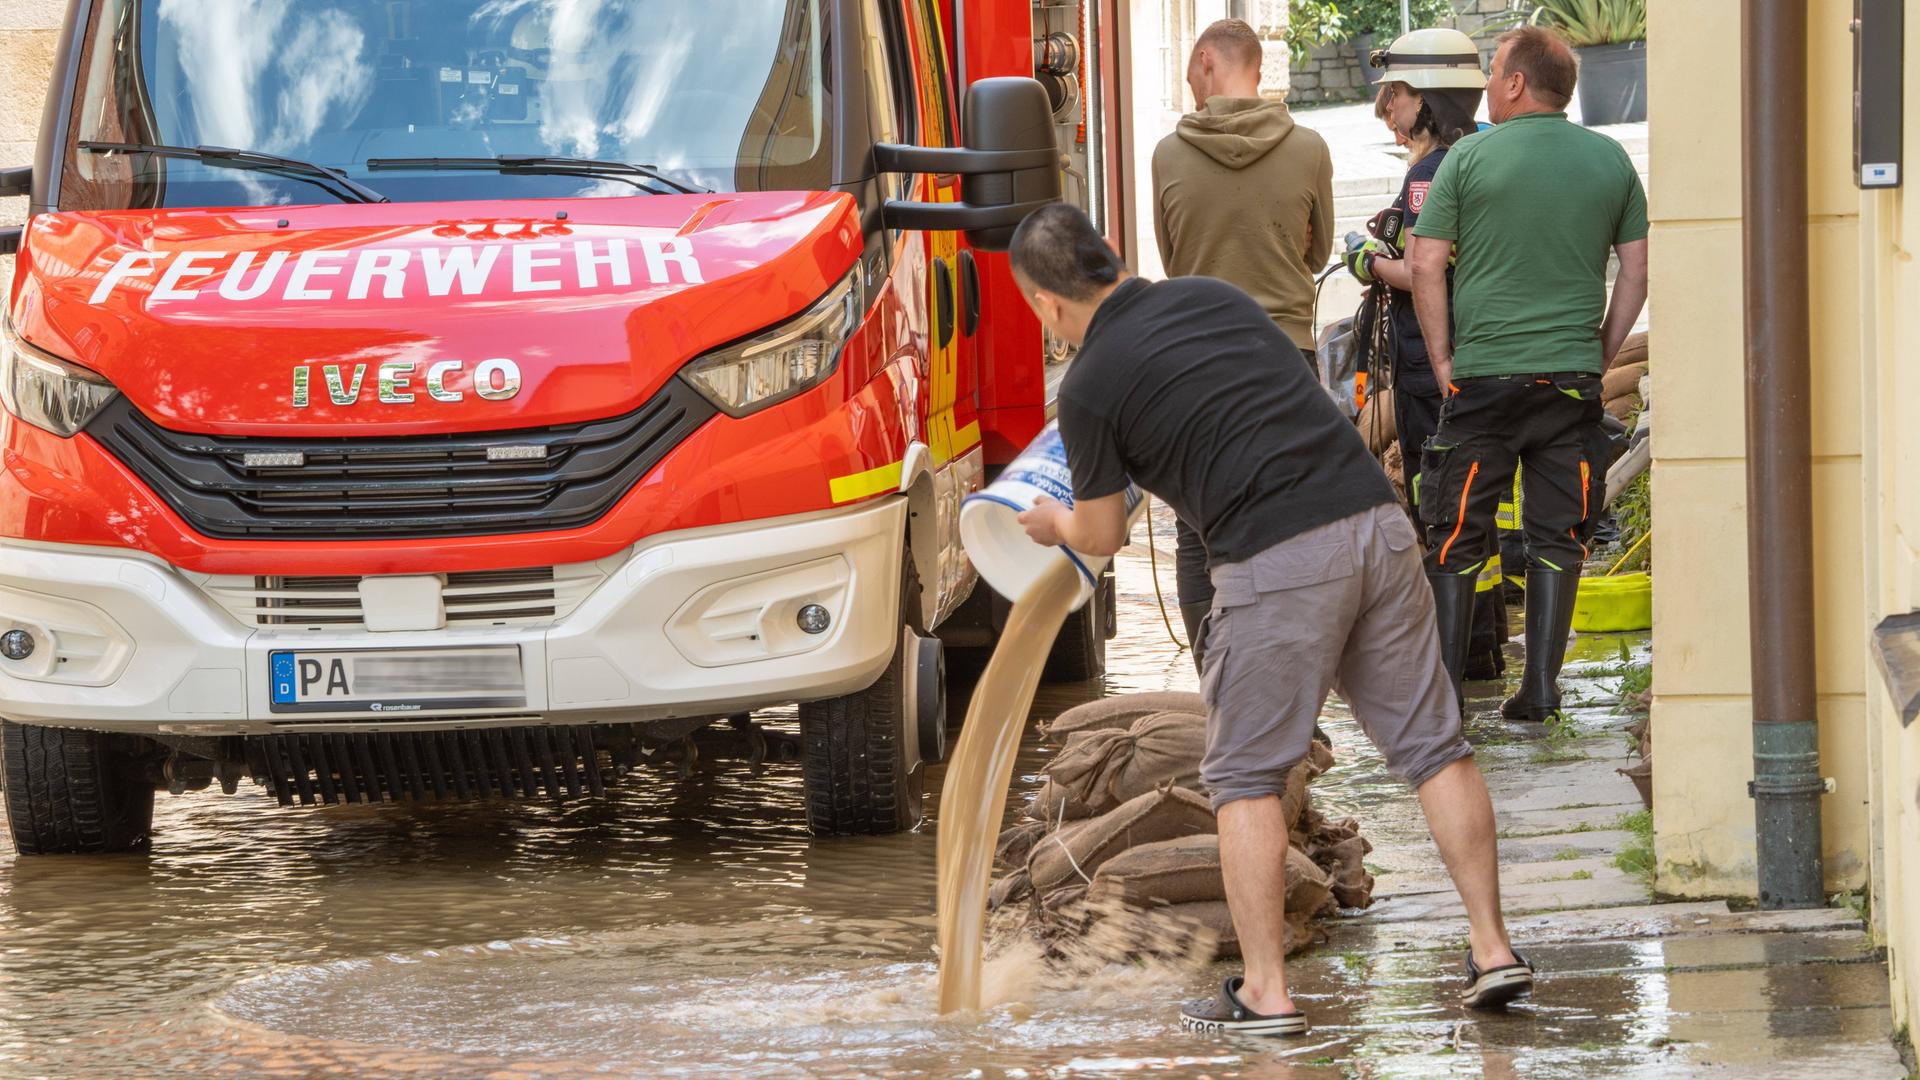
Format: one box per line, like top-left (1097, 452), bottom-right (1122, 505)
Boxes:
top-left (1369, 28), bottom-right (1487, 90)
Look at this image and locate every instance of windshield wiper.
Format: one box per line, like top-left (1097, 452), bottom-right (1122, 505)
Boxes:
top-left (365, 155), bottom-right (709, 196)
top-left (77, 141), bottom-right (389, 204)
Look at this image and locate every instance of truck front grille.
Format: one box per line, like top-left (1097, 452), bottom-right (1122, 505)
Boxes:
top-left (202, 563), bottom-right (609, 630)
top-left (86, 381), bottom-right (715, 540)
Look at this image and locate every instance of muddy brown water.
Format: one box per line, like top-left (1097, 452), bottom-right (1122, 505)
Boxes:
top-left (0, 508), bottom-right (1675, 1078)
top-left (935, 557), bottom-right (1079, 1014)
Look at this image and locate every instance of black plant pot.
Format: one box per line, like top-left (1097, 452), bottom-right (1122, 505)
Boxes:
top-left (1576, 41), bottom-right (1647, 126)
top-left (1351, 33), bottom-right (1377, 82)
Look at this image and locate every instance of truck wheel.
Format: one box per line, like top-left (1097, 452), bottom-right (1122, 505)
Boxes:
top-left (799, 553), bottom-right (927, 836)
top-left (1, 722), bottom-right (155, 854)
top-left (1044, 570), bottom-right (1115, 683)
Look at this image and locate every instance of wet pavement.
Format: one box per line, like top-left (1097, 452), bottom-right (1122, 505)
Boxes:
top-left (0, 504), bottom-right (1907, 1078)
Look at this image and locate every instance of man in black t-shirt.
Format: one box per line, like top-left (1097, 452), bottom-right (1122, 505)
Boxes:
top-left (1006, 206), bottom-right (1532, 1034)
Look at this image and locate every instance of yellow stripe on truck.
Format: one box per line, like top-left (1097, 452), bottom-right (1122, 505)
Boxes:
top-left (829, 459), bottom-right (905, 504)
top-left (953, 420), bottom-right (981, 455)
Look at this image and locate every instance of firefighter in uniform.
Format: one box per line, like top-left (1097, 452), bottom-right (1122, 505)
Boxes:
top-left (1343, 28), bottom-right (1506, 688)
top-left (1406, 26), bottom-right (1649, 719)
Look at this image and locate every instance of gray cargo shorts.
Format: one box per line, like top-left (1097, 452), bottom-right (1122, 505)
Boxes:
top-left (1198, 502), bottom-right (1471, 810)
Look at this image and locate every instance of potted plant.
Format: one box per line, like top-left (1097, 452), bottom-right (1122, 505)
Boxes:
top-left (1503, 0), bottom-right (1647, 126)
top-left (1337, 0), bottom-right (1458, 76)
top-left (1286, 0), bottom-right (1345, 66)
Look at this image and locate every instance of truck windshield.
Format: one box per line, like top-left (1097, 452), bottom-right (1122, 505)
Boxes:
top-left (59, 0), bottom-right (830, 209)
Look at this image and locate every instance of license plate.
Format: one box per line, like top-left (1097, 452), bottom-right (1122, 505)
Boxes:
top-left (268, 646), bottom-right (525, 714)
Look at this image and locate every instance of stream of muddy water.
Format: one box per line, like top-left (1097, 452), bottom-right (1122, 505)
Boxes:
top-left (934, 558), bottom-right (1079, 1015)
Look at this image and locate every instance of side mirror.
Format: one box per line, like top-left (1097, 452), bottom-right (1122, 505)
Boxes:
top-left (874, 77), bottom-right (1060, 252)
top-left (0, 166), bottom-right (30, 257)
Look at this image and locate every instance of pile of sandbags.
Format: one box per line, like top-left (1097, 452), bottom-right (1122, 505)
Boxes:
top-left (1605, 331), bottom-right (1649, 421)
top-left (988, 692), bottom-right (1375, 961)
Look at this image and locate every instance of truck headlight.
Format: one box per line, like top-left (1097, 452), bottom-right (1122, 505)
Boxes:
top-left (680, 273), bottom-right (861, 417)
top-left (0, 322), bottom-right (120, 438)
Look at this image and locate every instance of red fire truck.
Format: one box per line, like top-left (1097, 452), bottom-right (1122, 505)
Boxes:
top-left (0, 0), bottom-right (1135, 852)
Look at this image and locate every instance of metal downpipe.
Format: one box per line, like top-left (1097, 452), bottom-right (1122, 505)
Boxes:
top-left (1741, 0), bottom-right (1824, 908)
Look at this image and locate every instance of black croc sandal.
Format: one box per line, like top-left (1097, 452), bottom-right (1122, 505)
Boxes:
top-left (1463, 949), bottom-right (1535, 1010)
top-left (1179, 976), bottom-right (1309, 1036)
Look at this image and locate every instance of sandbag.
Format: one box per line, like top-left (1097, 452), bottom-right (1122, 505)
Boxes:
top-left (1027, 787), bottom-right (1217, 894)
top-left (1278, 740), bottom-right (1336, 843)
top-left (1041, 884), bottom-right (1087, 914)
top-left (1602, 362), bottom-right (1647, 403)
top-left (1089, 833), bottom-right (1225, 908)
top-left (1609, 330), bottom-right (1649, 371)
top-left (1045, 692), bottom-right (1205, 742)
top-left (1301, 814), bottom-right (1375, 912)
top-left (1156, 900), bottom-right (1241, 959)
top-left (1044, 712), bottom-right (1208, 815)
top-left (997, 820), bottom-right (1047, 868)
top-left (1280, 760), bottom-right (1314, 843)
top-left (1027, 779), bottom-right (1096, 826)
top-left (1319, 834), bottom-right (1376, 910)
top-left (1087, 831), bottom-right (1335, 917)
top-left (987, 868), bottom-right (1032, 911)
top-left (1356, 394), bottom-right (1398, 457)
top-left (1605, 392), bottom-right (1641, 422)
top-left (1285, 843), bottom-right (1338, 920)
top-left (1381, 441), bottom-right (1407, 503)
top-left (1304, 737), bottom-right (1336, 778)
top-left (1152, 894), bottom-right (1318, 959)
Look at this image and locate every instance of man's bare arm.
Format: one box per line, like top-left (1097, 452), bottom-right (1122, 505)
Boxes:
top-left (1599, 238), bottom-right (1649, 365)
top-left (1408, 235), bottom-right (1456, 392)
top-left (1018, 492), bottom-right (1131, 557)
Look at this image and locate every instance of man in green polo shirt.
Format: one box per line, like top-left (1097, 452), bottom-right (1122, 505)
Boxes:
top-left (1406, 25), bottom-right (1649, 721)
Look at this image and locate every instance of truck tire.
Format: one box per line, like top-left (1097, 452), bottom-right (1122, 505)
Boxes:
top-left (1044, 570), bottom-right (1115, 683)
top-left (799, 553), bottom-right (924, 836)
top-left (1, 722), bottom-right (155, 855)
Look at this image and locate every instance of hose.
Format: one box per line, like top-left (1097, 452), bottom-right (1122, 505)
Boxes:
top-left (1143, 495), bottom-right (1189, 651)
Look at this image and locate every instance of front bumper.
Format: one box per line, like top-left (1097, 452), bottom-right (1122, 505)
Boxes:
top-left (0, 498), bottom-right (906, 734)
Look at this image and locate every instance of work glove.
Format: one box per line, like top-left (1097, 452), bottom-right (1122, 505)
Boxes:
top-left (1344, 236), bottom-right (1389, 285)
top-left (1366, 208), bottom-right (1405, 254)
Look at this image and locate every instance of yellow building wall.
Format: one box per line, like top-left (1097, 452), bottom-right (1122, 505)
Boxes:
top-left (1648, 0), bottom-right (1871, 898)
top-left (1651, 0), bottom-right (1919, 1030)
top-left (1858, 9), bottom-right (1920, 1034)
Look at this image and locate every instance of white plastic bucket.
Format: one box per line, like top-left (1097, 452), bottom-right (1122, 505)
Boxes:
top-left (960, 420), bottom-right (1144, 611)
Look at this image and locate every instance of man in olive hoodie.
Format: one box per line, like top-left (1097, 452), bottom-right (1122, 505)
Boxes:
top-left (1153, 18), bottom-right (1336, 659)
top-left (1154, 19), bottom-right (1334, 349)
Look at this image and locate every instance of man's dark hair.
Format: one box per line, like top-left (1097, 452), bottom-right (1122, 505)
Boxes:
top-left (1496, 26), bottom-right (1578, 109)
top-left (1009, 204), bottom-right (1125, 302)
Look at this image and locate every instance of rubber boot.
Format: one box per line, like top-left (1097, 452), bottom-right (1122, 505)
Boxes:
top-left (1428, 572), bottom-right (1477, 699)
top-left (1180, 600), bottom-right (1211, 674)
top-left (1464, 590), bottom-right (1507, 681)
top-left (1502, 570), bottom-right (1583, 722)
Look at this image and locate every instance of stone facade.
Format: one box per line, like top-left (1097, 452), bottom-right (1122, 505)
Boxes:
top-left (0, 1), bottom-right (63, 288)
top-left (1288, 0), bottom-right (1513, 105)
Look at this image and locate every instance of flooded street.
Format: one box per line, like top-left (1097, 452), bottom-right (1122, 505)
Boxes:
top-left (0, 507), bottom-right (1889, 1079)
top-left (0, 510), bottom-right (1225, 1078)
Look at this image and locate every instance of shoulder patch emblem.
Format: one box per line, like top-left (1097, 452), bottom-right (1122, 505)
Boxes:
top-left (1408, 181), bottom-right (1431, 213)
